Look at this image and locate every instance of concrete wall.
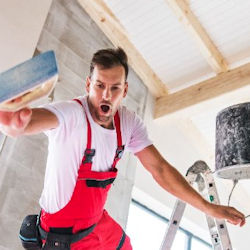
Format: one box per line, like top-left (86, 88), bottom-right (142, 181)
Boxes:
top-left (0, 1), bottom-right (148, 249)
top-left (0, 0), bottom-right (52, 72)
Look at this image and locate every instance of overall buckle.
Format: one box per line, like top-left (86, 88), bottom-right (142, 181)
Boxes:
top-left (115, 146), bottom-right (124, 159)
top-left (83, 149), bottom-right (96, 163)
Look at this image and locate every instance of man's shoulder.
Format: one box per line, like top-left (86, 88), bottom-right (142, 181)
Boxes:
top-left (72, 95), bottom-right (86, 103)
top-left (119, 105), bottom-right (143, 128)
top-left (119, 104), bottom-right (136, 116)
top-left (41, 96), bottom-right (86, 123)
top-left (44, 96), bottom-right (85, 109)
top-left (119, 105), bottom-right (136, 120)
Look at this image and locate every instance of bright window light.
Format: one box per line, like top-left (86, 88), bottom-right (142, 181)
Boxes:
top-left (126, 200), bottom-right (167, 250)
top-left (191, 237), bottom-right (211, 250)
top-left (126, 200), bottom-right (211, 250)
top-left (172, 230), bottom-right (187, 250)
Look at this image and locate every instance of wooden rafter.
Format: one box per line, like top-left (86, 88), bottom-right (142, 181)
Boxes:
top-left (77, 0), bottom-right (168, 97)
top-left (155, 62), bottom-right (250, 118)
top-left (165, 0), bottom-right (227, 73)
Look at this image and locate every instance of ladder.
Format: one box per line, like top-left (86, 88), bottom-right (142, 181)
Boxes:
top-left (160, 161), bottom-right (232, 250)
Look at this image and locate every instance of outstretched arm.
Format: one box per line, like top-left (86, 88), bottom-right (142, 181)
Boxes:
top-left (0, 107), bottom-right (58, 137)
top-left (135, 145), bottom-right (245, 227)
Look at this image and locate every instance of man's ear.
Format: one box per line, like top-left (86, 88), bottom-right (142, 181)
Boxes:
top-left (85, 77), bottom-right (91, 93)
top-left (123, 82), bottom-right (128, 98)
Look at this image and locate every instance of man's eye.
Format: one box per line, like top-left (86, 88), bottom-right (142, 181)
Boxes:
top-left (97, 84), bottom-right (104, 88)
top-left (112, 87), bottom-right (119, 91)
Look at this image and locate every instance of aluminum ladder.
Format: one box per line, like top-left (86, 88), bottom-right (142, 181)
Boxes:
top-left (161, 161), bottom-right (232, 250)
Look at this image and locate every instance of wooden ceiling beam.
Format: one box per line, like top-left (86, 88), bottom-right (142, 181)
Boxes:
top-left (155, 62), bottom-right (250, 118)
top-left (77, 0), bottom-right (168, 97)
top-left (165, 0), bottom-right (227, 73)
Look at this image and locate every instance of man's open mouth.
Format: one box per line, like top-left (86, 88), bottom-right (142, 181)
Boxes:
top-left (100, 104), bottom-right (110, 113)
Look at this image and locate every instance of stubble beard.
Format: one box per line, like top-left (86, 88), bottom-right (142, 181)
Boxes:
top-left (95, 110), bottom-right (111, 122)
top-left (87, 97), bottom-right (114, 128)
top-left (92, 107), bottom-right (114, 129)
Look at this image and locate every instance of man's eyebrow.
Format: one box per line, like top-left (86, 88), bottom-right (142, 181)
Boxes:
top-left (96, 80), bottom-right (122, 86)
top-left (96, 80), bottom-right (104, 84)
top-left (112, 82), bottom-right (122, 86)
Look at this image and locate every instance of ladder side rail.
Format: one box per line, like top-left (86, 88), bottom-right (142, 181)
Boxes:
top-left (160, 173), bottom-right (197, 250)
top-left (196, 174), bottom-right (222, 250)
top-left (203, 171), bottom-right (233, 250)
top-left (160, 200), bottom-right (186, 250)
top-left (191, 161), bottom-right (232, 250)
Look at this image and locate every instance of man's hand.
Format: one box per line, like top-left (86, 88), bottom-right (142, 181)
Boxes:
top-left (0, 106), bottom-right (59, 137)
top-left (205, 203), bottom-right (245, 227)
top-left (0, 108), bottom-right (32, 137)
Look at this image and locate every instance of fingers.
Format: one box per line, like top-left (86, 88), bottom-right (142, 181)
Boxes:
top-left (227, 216), bottom-right (244, 226)
top-left (11, 108), bottom-right (32, 130)
top-left (7, 96), bottom-right (23, 104)
top-left (20, 108), bottom-right (32, 119)
top-left (0, 111), bottom-right (13, 126)
top-left (226, 207), bottom-right (246, 227)
top-left (227, 217), bottom-right (245, 226)
top-left (0, 108), bottom-right (32, 135)
top-left (240, 218), bottom-right (246, 227)
top-left (231, 207), bottom-right (246, 227)
top-left (209, 204), bottom-right (246, 227)
top-left (19, 108), bottom-right (32, 127)
top-left (11, 111), bottom-right (21, 129)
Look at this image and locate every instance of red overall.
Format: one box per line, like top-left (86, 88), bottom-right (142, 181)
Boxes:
top-left (40, 99), bottom-right (132, 249)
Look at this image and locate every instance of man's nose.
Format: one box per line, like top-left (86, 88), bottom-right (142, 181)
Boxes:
top-left (103, 87), bottom-right (111, 100)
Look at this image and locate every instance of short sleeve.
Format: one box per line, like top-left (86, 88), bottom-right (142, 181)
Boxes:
top-left (125, 110), bottom-right (152, 154)
top-left (41, 99), bottom-right (84, 138)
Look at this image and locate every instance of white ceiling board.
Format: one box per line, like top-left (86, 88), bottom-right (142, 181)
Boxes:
top-left (103, 0), bottom-right (250, 92)
top-left (103, 0), bottom-right (214, 92)
top-left (190, 0), bottom-right (250, 67)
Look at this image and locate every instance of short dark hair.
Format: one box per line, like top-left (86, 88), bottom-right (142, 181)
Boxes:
top-left (90, 47), bottom-right (128, 80)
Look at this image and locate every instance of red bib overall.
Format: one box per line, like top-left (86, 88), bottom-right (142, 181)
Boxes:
top-left (40, 99), bottom-right (132, 249)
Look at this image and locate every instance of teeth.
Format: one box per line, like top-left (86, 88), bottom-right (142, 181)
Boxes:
top-left (101, 105), bottom-right (110, 113)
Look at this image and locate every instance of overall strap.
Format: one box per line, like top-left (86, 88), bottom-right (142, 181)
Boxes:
top-left (73, 99), bottom-right (95, 171)
top-left (112, 111), bottom-right (124, 169)
top-left (74, 99), bottom-right (124, 170)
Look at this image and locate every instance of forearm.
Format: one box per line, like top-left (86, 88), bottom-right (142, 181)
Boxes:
top-left (154, 161), bottom-right (209, 213)
top-left (0, 108), bottom-right (58, 137)
top-left (23, 108), bottom-right (58, 135)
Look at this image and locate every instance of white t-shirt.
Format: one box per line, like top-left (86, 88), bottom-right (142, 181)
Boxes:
top-left (39, 96), bottom-right (152, 213)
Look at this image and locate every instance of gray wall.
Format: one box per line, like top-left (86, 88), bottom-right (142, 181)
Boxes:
top-left (0, 0), bottom-right (148, 249)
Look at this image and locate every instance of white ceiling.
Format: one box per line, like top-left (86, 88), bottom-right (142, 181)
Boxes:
top-left (103, 0), bottom-right (250, 92)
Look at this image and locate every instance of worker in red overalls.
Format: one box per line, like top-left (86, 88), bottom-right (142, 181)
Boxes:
top-left (0, 48), bottom-right (246, 249)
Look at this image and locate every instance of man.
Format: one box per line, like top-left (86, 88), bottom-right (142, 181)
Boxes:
top-left (0, 47), bottom-right (245, 249)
